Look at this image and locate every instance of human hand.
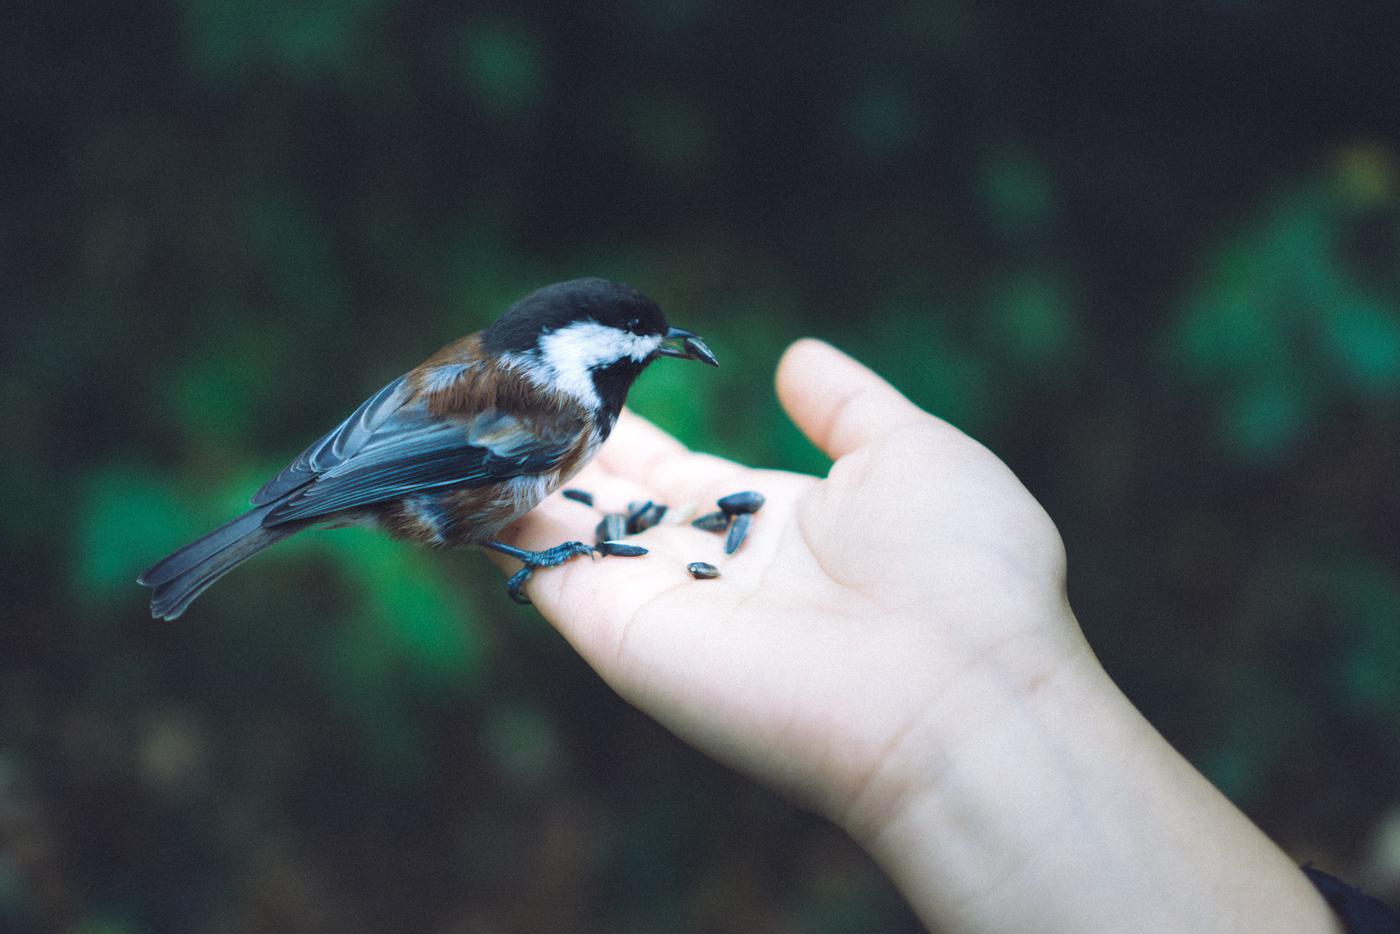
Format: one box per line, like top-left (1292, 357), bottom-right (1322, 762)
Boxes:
top-left (494, 338), bottom-right (1343, 934)
top-left (492, 337), bottom-right (1084, 833)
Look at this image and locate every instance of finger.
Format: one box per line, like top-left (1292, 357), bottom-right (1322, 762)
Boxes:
top-left (485, 458), bottom-right (708, 600)
top-left (775, 338), bottom-right (953, 460)
top-left (598, 409), bottom-right (750, 506)
top-left (485, 495), bottom-right (742, 658)
top-left (487, 462), bottom-right (654, 570)
top-left (480, 494), bottom-right (628, 608)
top-left (549, 461), bottom-right (653, 515)
top-left (595, 409), bottom-right (691, 477)
top-left (531, 520), bottom-right (728, 622)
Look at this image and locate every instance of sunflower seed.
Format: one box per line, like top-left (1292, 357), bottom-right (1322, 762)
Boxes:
top-left (595, 513), bottom-right (627, 545)
top-left (686, 562), bottom-right (720, 579)
top-left (717, 491), bottom-right (765, 515)
top-left (724, 512), bottom-right (752, 555)
top-left (627, 501), bottom-right (668, 534)
top-left (598, 541), bottom-right (648, 557)
top-left (561, 488), bottom-right (594, 507)
top-left (690, 511), bottom-right (730, 532)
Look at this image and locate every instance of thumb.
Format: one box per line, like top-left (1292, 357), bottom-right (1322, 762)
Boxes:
top-left (776, 339), bottom-right (947, 460)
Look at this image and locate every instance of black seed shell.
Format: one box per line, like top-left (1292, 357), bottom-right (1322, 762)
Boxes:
top-left (717, 491), bottom-right (765, 515)
top-left (598, 541), bottom-right (648, 557)
top-left (724, 512), bottom-right (752, 555)
top-left (627, 501), bottom-right (668, 534)
top-left (690, 511), bottom-right (730, 532)
top-left (561, 489), bottom-right (594, 507)
top-left (595, 514), bottom-right (627, 545)
top-left (686, 562), bottom-right (720, 579)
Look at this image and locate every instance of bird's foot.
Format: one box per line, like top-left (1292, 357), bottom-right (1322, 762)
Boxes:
top-left (503, 566), bottom-right (535, 604)
top-left (485, 540), bottom-right (601, 605)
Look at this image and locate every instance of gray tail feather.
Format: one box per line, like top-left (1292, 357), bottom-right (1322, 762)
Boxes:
top-left (138, 506), bottom-right (298, 620)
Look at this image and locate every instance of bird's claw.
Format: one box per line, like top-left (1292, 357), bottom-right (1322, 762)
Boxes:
top-left (488, 539), bottom-right (598, 605)
top-left (506, 566), bottom-right (535, 604)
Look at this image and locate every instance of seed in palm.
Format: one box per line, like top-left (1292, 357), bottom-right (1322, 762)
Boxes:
top-left (598, 541), bottom-right (648, 557)
top-left (691, 511), bottom-right (729, 533)
top-left (717, 491), bottom-right (764, 516)
top-left (595, 513), bottom-right (627, 546)
top-left (687, 561), bottom-right (720, 579)
top-left (627, 500), bottom-right (668, 534)
top-left (724, 512), bottom-right (752, 555)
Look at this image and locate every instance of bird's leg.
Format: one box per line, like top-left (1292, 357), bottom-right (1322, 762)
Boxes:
top-left (484, 539), bottom-right (599, 605)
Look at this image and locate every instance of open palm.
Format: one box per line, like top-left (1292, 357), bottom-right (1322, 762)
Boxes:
top-left (491, 338), bottom-right (1084, 830)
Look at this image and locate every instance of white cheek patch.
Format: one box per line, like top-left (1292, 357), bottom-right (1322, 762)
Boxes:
top-left (527, 322), bottom-right (663, 408)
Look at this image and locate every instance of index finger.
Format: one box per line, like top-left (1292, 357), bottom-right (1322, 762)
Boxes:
top-left (487, 490), bottom-right (739, 658)
top-left (597, 409), bottom-right (749, 505)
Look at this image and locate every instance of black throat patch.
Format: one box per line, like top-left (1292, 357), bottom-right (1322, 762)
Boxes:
top-left (589, 357), bottom-right (649, 436)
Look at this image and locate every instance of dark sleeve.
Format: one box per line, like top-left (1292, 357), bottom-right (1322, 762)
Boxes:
top-left (1304, 866), bottom-right (1400, 933)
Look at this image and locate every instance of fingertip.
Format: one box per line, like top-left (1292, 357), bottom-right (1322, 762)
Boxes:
top-left (775, 337), bottom-right (844, 395)
top-left (775, 338), bottom-right (884, 414)
top-left (776, 338), bottom-right (935, 460)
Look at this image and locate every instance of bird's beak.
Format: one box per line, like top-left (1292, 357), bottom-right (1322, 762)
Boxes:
top-left (657, 326), bottom-right (719, 367)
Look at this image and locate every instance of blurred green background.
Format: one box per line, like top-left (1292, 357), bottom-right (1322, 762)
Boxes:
top-left (4, 0), bottom-right (1400, 930)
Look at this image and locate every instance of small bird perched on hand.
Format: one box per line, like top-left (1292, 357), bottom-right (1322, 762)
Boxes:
top-left (138, 278), bottom-right (719, 619)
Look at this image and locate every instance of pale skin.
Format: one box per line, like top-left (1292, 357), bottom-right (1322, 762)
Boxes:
top-left (491, 338), bottom-right (1345, 934)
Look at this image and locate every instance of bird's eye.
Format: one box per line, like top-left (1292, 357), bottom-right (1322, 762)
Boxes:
top-left (626, 317), bottom-right (642, 332)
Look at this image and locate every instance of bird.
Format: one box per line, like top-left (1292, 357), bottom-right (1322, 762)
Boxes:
top-left (137, 278), bottom-right (719, 619)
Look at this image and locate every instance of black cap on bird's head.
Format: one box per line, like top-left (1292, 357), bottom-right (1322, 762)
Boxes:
top-left (482, 279), bottom-right (661, 350)
top-left (483, 278), bottom-right (718, 422)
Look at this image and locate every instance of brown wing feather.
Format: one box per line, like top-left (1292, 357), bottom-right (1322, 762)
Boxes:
top-left (370, 343), bottom-right (605, 547)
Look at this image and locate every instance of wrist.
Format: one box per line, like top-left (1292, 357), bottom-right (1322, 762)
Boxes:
top-left (837, 624), bottom-right (1107, 852)
top-left (840, 621), bottom-right (1342, 934)
top-left (849, 643), bottom-right (1127, 928)
top-left (832, 605), bottom-right (1100, 850)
